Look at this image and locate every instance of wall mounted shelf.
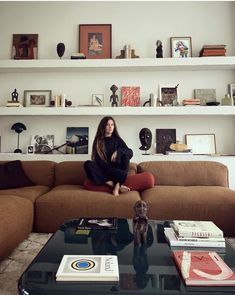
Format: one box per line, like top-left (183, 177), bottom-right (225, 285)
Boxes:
top-left (1, 106), bottom-right (235, 116)
top-left (1, 56), bottom-right (235, 73)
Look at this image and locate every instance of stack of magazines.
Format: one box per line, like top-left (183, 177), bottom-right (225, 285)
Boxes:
top-left (164, 220), bottom-right (225, 248)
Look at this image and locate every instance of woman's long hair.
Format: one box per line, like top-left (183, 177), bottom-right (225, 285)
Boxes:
top-left (92, 116), bottom-right (121, 162)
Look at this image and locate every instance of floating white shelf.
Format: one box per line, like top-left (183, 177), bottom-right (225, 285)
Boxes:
top-left (1, 57), bottom-right (235, 73)
top-left (1, 106), bottom-right (235, 116)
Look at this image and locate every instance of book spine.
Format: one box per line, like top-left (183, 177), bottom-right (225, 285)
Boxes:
top-left (170, 240), bottom-right (225, 248)
top-left (178, 230), bottom-right (223, 238)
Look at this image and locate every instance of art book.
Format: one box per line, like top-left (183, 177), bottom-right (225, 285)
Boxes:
top-left (75, 217), bottom-right (117, 232)
top-left (173, 251), bottom-right (235, 286)
top-left (121, 86), bottom-right (140, 106)
top-left (164, 228), bottom-right (225, 248)
top-left (56, 255), bottom-right (119, 282)
top-left (66, 127), bottom-right (88, 154)
top-left (172, 220), bottom-right (223, 238)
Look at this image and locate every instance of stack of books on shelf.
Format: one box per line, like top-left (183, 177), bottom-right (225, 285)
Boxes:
top-left (173, 250), bottom-right (235, 286)
top-left (164, 220), bottom-right (225, 248)
top-left (199, 44), bottom-right (226, 57)
top-left (182, 99), bottom-right (201, 106)
top-left (6, 101), bottom-right (23, 107)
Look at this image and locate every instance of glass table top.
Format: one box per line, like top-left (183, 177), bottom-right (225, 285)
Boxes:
top-left (18, 219), bottom-right (235, 295)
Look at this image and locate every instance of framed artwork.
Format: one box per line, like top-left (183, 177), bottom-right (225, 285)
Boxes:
top-left (156, 129), bottom-right (176, 154)
top-left (12, 34), bottom-right (38, 60)
top-left (31, 135), bottom-right (54, 154)
top-left (24, 90), bottom-right (52, 107)
top-left (121, 86), bottom-right (140, 106)
top-left (92, 94), bottom-right (104, 106)
top-left (170, 37), bottom-right (192, 58)
top-left (185, 134), bottom-right (216, 155)
top-left (194, 89), bottom-right (216, 105)
top-left (79, 24), bottom-right (112, 59)
top-left (229, 84), bottom-right (235, 105)
top-left (159, 84), bottom-right (179, 106)
top-left (27, 145), bottom-right (34, 154)
top-left (66, 127), bottom-right (89, 154)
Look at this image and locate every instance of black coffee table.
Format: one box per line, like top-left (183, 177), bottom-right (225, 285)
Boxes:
top-left (18, 219), bottom-right (235, 295)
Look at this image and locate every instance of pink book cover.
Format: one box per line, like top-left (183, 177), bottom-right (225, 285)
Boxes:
top-left (121, 87), bottom-right (140, 106)
top-left (173, 251), bottom-right (235, 286)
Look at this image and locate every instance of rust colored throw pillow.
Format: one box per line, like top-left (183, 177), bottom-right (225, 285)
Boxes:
top-left (0, 160), bottom-right (34, 189)
top-left (83, 172), bottom-right (154, 193)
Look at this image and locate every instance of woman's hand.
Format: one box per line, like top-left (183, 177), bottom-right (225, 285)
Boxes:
top-left (111, 151), bottom-right (117, 162)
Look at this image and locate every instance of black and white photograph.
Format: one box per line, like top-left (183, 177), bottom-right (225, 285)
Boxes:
top-left (66, 127), bottom-right (89, 154)
top-left (24, 90), bottom-right (52, 107)
top-left (27, 145), bottom-right (34, 154)
top-left (31, 135), bottom-right (54, 154)
top-left (159, 85), bottom-right (179, 106)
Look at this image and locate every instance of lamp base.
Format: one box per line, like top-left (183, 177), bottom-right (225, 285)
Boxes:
top-left (14, 148), bottom-right (22, 153)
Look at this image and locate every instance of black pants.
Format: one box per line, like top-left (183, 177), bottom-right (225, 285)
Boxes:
top-left (84, 155), bottom-right (129, 186)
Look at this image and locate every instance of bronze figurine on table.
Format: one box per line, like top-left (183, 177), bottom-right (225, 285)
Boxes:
top-left (133, 200), bottom-right (148, 244)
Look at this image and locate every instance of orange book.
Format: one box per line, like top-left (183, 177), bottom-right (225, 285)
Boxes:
top-left (173, 251), bottom-right (235, 286)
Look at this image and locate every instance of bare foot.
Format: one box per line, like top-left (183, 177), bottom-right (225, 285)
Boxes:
top-left (119, 185), bottom-right (130, 194)
top-left (113, 183), bottom-right (120, 197)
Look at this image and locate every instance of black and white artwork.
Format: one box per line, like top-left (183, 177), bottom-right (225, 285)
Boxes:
top-left (156, 129), bottom-right (176, 154)
top-left (66, 127), bottom-right (89, 154)
top-left (31, 135), bottom-right (54, 154)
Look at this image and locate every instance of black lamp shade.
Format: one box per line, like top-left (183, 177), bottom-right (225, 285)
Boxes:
top-left (11, 122), bottom-right (27, 134)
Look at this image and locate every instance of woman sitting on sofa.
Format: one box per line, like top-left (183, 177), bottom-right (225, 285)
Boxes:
top-left (84, 116), bottom-right (154, 196)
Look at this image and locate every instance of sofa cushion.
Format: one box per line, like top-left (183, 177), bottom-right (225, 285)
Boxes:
top-left (0, 185), bottom-right (51, 202)
top-left (138, 161), bottom-right (228, 187)
top-left (83, 172), bottom-right (154, 193)
top-left (34, 185), bottom-right (141, 233)
top-left (140, 185), bottom-right (235, 237)
top-left (0, 195), bottom-right (33, 260)
top-left (0, 160), bottom-right (34, 189)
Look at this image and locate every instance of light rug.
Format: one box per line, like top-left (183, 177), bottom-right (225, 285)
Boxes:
top-left (0, 233), bottom-right (235, 295)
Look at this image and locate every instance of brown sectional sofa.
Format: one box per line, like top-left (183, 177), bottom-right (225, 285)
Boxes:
top-left (1, 160), bottom-right (235, 261)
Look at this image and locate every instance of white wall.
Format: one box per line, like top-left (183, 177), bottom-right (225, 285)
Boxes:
top-left (0, 1), bottom-right (235, 157)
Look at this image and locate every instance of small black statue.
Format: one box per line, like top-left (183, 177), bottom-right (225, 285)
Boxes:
top-left (156, 40), bottom-right (163, 58)
top-left (110, 84), bottom-right (119, 107)
top-left (11, 88), bottom-right (19, 102)
top-left (133, 200), bottom-right (148, 244)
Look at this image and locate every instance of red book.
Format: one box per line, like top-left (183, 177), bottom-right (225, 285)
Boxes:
top-left (121, 86), bottom-right (140, 106)
top-left (173, 251), bottom-right (235, 286)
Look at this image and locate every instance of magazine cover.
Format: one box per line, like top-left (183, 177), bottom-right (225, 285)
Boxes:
top-left (75, 218), bottom-right (117, 231)
top-left (173, 251), bottom-right (235, 286)
top-left (56, 255), bottom-right (119, 282)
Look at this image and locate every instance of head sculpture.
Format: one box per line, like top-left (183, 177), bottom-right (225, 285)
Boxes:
top-left (139, 128), bottom-right (152, 151)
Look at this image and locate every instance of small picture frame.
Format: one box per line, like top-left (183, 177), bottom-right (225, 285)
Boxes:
top-left (170, 37), bottom-right (192, 58)
top-left (79, 24), bottom-right (112, 59)
top-left (12, 34), bottom-right (38, 60)
top-left (92, 94), bottom-right (104, 106)
top-left (24, 90), bottom-right (52, 107)
top-left (228, 84), bottom-right (235, 105)
top-left (185, 134), bottom-right (216, 155)
top-left (27, 145), bottom-right (34, 154)
top-left (159, 84), bottom-right (179, 106)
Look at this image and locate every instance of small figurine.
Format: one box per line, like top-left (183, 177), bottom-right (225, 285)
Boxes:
top-left (156, 40), bottom-right (163, 58)
top-left (110, 84), bottom-right (119, 107)
top-left (11, 88), bottom-right (19, 102)
top-left (133, 200), bottom-right (148, 244)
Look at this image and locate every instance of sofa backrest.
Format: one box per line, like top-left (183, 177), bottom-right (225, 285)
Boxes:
top-left (54, 161), bottom-right (138, 186)
top-left (21, 161), bottom-right (56, 187)
top-left (138, 161), bottom-right (229, 187)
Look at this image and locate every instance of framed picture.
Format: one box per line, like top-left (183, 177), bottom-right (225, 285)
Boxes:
top-left (228, 84), bottom-right (235, 105)
top-left (79, 24), bottom-right (112, 59)
top-left (194, 89), bottom-right (216, 105)
top-left (24, 90), bottom-right (52, 107)
top-left (27, 145), bottom-right (34, 154)
top-left (31, 135), bottom-right (54, 154)
top-left (156, 129), bottom-right (176, 154)
top-left (185, 134), bottom-right (216, 155)
top-left (159, 84), bottom-right (179, 106)
top-left (121, 86), bottom-right (140, 106)
top-left (170, 37), bottom-right (192, 58)
top-left (66, 127), bottom-right (89, 154)
top-left (92, 94), bottom-right (104, 106)
top-left (12, 34), bottom-right (38, 60)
